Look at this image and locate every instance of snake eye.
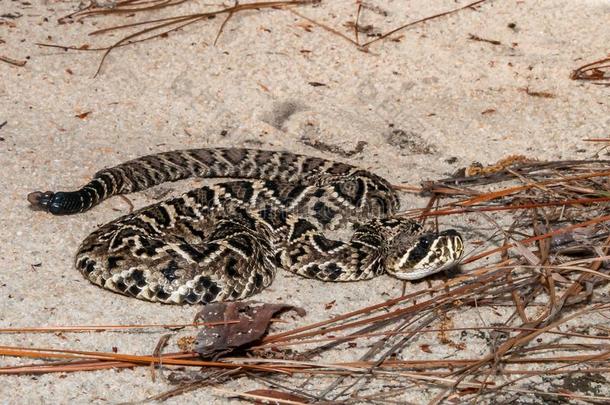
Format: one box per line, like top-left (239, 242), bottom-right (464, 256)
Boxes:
top-left (419, 237), bottom-right (430, 249)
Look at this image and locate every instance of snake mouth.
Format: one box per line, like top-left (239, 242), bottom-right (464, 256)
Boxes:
top-left (388, 229), bottom-right (464, 280)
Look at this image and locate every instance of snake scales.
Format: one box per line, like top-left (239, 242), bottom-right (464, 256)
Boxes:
top-left (28, 148), bottom-right (463, 304)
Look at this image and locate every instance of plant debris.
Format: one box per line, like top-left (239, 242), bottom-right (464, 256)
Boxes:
top-left (571, 55), bottom-right (610, 85)
top-left (0, 55), bottom-right (27, 67)
top-left (37, 0), bottom-right (493, 75)
top-left (468, 33), bottom-right (501, 45)
top-left (194, 302), bottom-right (306, 359)
top-left (521, 87), bottom-right (556, 99)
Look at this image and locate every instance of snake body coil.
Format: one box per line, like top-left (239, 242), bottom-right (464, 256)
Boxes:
top-left (29, 148), bottom-right (463, 304)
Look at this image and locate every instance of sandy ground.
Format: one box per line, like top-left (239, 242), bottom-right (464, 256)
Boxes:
top-left (0, 0), bottom-right (609, 403)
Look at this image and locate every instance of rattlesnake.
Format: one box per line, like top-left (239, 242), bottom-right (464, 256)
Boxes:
top-left (28, 148), bottom-right (463, 304)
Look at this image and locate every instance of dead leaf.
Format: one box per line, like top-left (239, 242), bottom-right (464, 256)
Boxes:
top-left (194, 302), bottom-right (306, 359)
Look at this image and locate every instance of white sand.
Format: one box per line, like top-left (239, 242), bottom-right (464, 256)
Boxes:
top-left (1, 0), bottom-right (608, 403)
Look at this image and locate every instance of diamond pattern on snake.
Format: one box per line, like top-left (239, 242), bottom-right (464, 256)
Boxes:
top-left (28, 148), bottom-right (464, 304)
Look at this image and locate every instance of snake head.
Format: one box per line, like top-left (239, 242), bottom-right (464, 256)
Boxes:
top-left (386, 229), bottom-right (464, 280)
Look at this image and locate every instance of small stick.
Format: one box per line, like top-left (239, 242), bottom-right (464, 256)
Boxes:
top-left (362, 0), bottom-right (490, 47)
top-left (0, 55), bottom-right (27, 67)
top-left (354, 1), bottom-right (362, 45)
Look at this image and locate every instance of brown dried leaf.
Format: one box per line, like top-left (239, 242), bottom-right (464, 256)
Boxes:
top-left (194, 302), bottom-right (306, 359)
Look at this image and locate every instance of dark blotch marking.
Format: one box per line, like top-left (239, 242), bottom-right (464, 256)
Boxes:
top-left (305, 264), bottom-right (321, 278)
top-left (181, 221), bottom-right (206, 240)
top-left (284, 184), bottom-right (308, 203)
top-left (407, 235), bottom-right (435, 262)
top-left (208, 283), bottom-right (221, 297)
top-left (254, 273), bottom-right (264, 289)
top-left (134, 237), bottom-right (162, 257)
top-left (313, 201), bottom-right (335, 227)
top-left (188, 186), bottom-right (216, 208)
top-left (185, 291), bottom-right (199, 304)
top-left (84, 260), bottom-right (96, 274)
top-left (223, 148), bottom-right (247, 165)
top-left (130, 217), bottom-right (160, 237)
top-left (302, 157), bottom-right (325, 173)
top-left (76, 257), bottom-right (88, 270)
top-left (128, 285), bottom-right (141, 296)
top-left (156, 290), bottom-right (171, 300)
top-left (313, 188), bottom-right (325, 198)
top-left (197, 276), bottom-right (212, 290)
top-left (130, 269), bottom-right (146, 287)
top-left (109, 227), bottom-right (139, 250)
top-left (178, 243), bottom-right (205, 262)
top-left (227, 234), bottom-right (255, 256)
top-left (221, 181), bottom-right (254, 202)
top-left (225, 257), bottom-right (239, 278)
top-left (146, 205), bottom-right (171, 227)
top-left (115, 280), bottom-right (128, 292)
top-left (202, 292), bottom-right (214, 303)
top-left (209, 220), bottom-right (241, 240)
top-left (290, 219), bottom-right (317, 241)
top-left (312, 234), bottom-right (343, 252)
top-left (325, 263), bottom-right (343, 280)
top-left (267, 181), bottom-right (308, 206)
top-left (107, 256), bottom-right (123, 271)
top-left (289, 245), bottom-right (307, 263)
top-left (172, 199), bottom-right (198, 219)
top-left (258, 207), bottom-right (288, 229)
top-left (161, 260), bottom-right (180, 282)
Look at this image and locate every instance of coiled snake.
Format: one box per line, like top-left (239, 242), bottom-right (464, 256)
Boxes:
top-left (28, 148), bottom-right (463, 304)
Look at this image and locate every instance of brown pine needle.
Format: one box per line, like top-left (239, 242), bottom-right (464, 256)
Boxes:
top-left (362, 0), bottom-right (490, 48)
top-left (0, 320), bottom-right (238, 334)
